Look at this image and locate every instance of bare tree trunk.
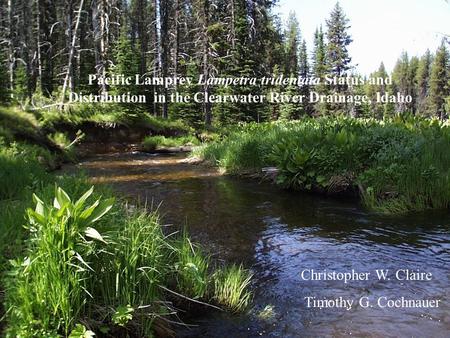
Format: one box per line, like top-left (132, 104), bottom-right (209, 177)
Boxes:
top-left (173, 0), bottom-right (179, 90)
top-left (35, 0), bottom-right (43, 89)
top-left (229, 0), bottom-right (235, 49)
top-left (201, 0), bottom-right (211, 126)
top-left (61, 0), bottom-right (85, 105)
top-left (66, 0), bottom-right (75, 92)
top-left (92, 0), bottom-right (108, 94)
top-left (7, 0), bottom-right (14, 98)
top-left (21, 0), bottom-right (33, 100)
top-left (160, 0), bottom-right (169, 118)
top-left (153, 0), bottom-right (160, 116)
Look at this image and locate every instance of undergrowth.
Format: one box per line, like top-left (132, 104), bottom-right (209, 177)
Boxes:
top-left (197, 116), bottom-right (450, 213)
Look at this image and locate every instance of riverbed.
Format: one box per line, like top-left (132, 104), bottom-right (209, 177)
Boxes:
top-left (76, 151), bottom-right (450, 337)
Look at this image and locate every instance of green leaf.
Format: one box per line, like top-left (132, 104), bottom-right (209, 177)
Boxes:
top-left (75, 186), bottom-right (94, 210)
top-left (79, 199), bottom-right (100, 220)
top-left (112, 305), bottom-right (134, 327)
top-left (28, 209), bottom-right (45, 225)
top-left (83, 198), bottom-right (114, 225)
top-left (316, 175), bottom-right (326, 184)
top-left (69, 324), bottom-right (95, 338)
top-left (73, 251), bottom-right (94, 272)
top-left (55, 187), bottom-right (71, 210)
top-left (85, 227), bottom-right (106, 243)
top-left (33, 193), bottom-right (45, 217)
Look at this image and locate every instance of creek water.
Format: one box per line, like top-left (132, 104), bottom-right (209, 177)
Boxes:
top-left (76, 152), bottom-right (450, 338)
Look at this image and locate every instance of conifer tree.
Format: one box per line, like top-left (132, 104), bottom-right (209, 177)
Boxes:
top-left (416, 49), bottom-right (432, 116)
top-left (171, 59), bottom-right (203, 128)
top-left (312, 26), bottom-right (327, 79)
top-left (298, 39), bottom-right (312, 116)
top-left (280, 80), bottom-right (301, 120)
top-left (408, 56), bottom-right (419, 114)
top-left (112, 28), bottom-right (140, 94)
top-left (312, 26), bottom-right (328, 115)
top-left (325, 2), bottom-right (352, 78)
top-left (284, 12), bottom-right (300, 76)
top-left (429, 41), bottom-right (450, 119)
top-left (392, 51), bottom-right (411, 114)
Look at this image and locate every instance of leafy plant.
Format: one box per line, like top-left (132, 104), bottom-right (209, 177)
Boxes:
top-left (68, 324), bottom-right (95, 338)
top-left (5, 186), bottom-right (113, 336)
top-left (112, 305), bottom-right (134, 327)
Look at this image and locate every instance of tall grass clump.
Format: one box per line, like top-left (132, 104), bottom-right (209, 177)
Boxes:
top-left (39, 103), bottom-right (192, 136)
top-left (172, 233), bottom-right (210, 299)
top-left (198, 117), bottom-right (450, 213)
top-left (4, 186), bottom-right (114, 337)
top-left (212, 264), bottom-right (252, 312)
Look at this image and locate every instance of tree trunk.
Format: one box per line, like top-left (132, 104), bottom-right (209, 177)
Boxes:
top-left (160, 0), bottom-right (169, 118)
top-left (92, 0), bottom-right (108, 94)
top-left (35, 0), bottom-right (43, 89)
top-left (229, 0), bottom-right (235, 49)
top-left (173, 0), bottom-right (179, 90)
top-left (61, 0), bottom-right (85, 105)
top-left (7, 0), bottom-right (14, 98)
top-left (201, 0), bottom-right (211, 126)
top-left (153, 0), bottom-right (160, 116)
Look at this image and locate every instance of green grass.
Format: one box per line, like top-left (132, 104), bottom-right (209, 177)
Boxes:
top-left (198, 116), bottom-right (450, 213)
top-left (142, 135), bottom-right (200, 151)
top-left (39, 103), bottom-right (193, 136)
top-left (0, 106), bottom-right (41, 142)
top-left (173, 233), bottom-right (210, 299)
top-left (212, 264), bottom-right (253, 312)
top-left (0, 141), bottom-right (52, 200)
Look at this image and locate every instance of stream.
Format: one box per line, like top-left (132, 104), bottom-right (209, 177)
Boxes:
top-left (76, 151), bottom-right (450, 338)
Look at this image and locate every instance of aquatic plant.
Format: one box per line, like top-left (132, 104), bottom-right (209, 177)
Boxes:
top-left (212, 264), bottom-right (253, 312)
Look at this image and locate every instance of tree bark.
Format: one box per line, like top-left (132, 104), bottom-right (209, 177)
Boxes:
top-left (61, 0), bottom-right (85, 105)
top-left (201, 0), bottom-right (211, 126)
top-left (160, 0), bottom-right (169, 118)
top-left (173, 0), bottom-right (179, 90)
top-left (7, 0), bottom-right (14, 98)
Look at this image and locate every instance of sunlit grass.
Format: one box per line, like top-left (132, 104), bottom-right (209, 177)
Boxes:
top-left (212, 264), bottom-right (252, 312)
top-left (198, 117), bottom-right (450, 213)
top-left (142, 135), bottom-right (199, 152)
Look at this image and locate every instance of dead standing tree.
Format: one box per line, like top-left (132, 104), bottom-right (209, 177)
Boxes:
top-left (60, 0), bottom-right (85, 106)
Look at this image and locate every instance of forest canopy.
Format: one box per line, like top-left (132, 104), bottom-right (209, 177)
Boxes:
top-left (0, 0), bottom-right (449, 127)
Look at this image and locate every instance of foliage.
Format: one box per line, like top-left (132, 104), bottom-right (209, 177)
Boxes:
top-left (173, 234), bottom-right (210, 299)
top-left (142, 135), bottom-right (200, 151)
top-left (429, 41), bottom-right (450, 119)
top-left (0, 140), bottom-right (52, 200)
top-left (198, 117), bottom-right (450, 213)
